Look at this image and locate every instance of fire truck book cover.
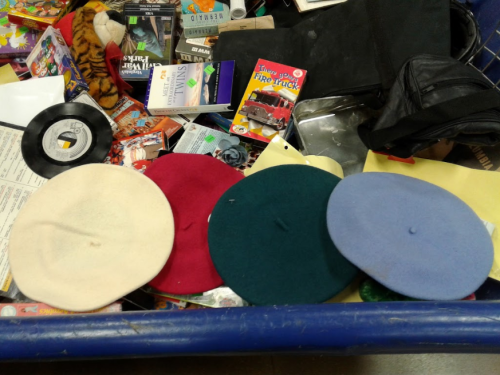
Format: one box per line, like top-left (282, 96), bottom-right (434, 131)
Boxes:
top-left (231, 59), bottom-right (307, 144)
top-left (26, 26), bottom-right (88, 100)
top-left (119, 3), bottom-right (175, 81)
top-left (104, 130), bottom-right (164, 174)
top-left (0, 11), bottom-right (40, 58)
top-left (7, 0), bottom-right (74, 31)
top-left (145, 60), bottom-right (234, 116)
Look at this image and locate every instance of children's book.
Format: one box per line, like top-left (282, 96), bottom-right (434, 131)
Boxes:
top-left (230, 59), bottom-right (307, 143)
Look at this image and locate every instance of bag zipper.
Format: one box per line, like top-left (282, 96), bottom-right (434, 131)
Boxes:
top-left (326, 83), bottom-right (382, 97)
top-left (420, 78), bottom-right (491, 95)
top-left (412, 113), bottom-right (500, 139)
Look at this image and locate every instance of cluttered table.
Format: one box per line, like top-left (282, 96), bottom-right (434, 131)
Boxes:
top-left (1, 0), bottom-right (500, 360)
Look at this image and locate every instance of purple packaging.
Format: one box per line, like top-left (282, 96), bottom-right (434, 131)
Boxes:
top-left (0, 12), bottom-right (39, 58)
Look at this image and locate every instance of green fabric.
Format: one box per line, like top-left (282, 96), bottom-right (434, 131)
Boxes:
top-left (208, 165), bottom-right (358, 306)
top-left (359, 278), bottom-right (417, 302)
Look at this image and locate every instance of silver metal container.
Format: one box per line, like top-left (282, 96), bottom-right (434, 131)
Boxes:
top-left (293, 96), bottom-right (374, 176)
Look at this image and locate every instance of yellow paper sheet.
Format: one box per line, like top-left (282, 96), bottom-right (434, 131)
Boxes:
top-left (244, 136), bottom-right (344, 178)
top-left (364, 151), bottom-right (500, 280)
top-left (0, 64), bottom-right (20, 86)
top-left (325, 276), bottom-right (363, 303)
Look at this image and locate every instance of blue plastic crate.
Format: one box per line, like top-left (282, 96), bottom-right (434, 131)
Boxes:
top-left (2, 0), bottom-right (500, 360)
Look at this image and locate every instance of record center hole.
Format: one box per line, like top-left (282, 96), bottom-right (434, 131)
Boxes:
top-left (57, 131), bottom-right (78, 149)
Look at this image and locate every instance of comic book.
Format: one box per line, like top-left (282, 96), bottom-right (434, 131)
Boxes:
top-left (119, 3), bottom-right (176, 81)
top-left (104, 130), bottom-right (164, 173)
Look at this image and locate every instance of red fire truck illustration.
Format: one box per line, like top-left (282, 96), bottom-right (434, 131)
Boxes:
top-left (238, 90), bottom-right (294, 130)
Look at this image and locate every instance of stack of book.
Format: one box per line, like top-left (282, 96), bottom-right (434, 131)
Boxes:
top-left (181, 0), bottom-right (229, 38)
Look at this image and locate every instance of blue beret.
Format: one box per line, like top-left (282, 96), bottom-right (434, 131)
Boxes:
top-left (327, 172), bottom-right (493, 301)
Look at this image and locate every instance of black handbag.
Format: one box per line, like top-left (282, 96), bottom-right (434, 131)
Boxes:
top-left (358, 55), bottom-right (500, 158)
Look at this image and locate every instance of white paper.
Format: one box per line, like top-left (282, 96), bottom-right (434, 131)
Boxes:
top-left (71, 91), bottom-right (119, 135)
top-left (145, 286), bottom-right (248, 308)
top-left (482, 219), bottom-right (496, 237)
top-left (294, 0), bottom-right (346, 13)
top-left (230, 0), bottom-right (246, 20)
top-left (0, 126), bottom-right (47, 292)
top-left (173, 123), bottom-right (231, 155)
top-left (0, 76), bottom-right (65, 127)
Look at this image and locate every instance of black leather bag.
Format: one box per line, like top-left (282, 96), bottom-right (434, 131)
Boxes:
top-left (358, 55), bottom-right (500, 158)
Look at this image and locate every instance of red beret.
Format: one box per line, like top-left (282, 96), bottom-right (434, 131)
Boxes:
top-left (144, 154), bottom-right (244, 294)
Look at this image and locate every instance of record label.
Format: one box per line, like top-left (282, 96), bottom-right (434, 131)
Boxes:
top-left (41, 120), bottom-right (93, 162)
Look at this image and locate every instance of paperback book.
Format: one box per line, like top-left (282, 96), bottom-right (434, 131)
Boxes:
top-left (145, 60), bottom-right (234, 115)
top-left (231, 59), bottom-right (307, 143)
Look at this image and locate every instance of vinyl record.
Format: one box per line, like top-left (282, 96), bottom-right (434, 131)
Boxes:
top-left (22, 103), bottom-right (113, 179)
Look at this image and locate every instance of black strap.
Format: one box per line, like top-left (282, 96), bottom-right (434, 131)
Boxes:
top-left (366, 89), bottom-right (500, 150)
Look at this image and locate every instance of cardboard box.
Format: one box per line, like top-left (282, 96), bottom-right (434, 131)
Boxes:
top-left (0, 12), bottom-right (40, 58)
top-left (7, 0), bottom-right (76, 31)
top-left (26, 26), bottom-right (88, 100)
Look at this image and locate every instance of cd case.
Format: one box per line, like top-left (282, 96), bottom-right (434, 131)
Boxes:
top-left (119, 3), bottom-right (176, 81)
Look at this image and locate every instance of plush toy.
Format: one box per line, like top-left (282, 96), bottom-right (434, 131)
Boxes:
top-left (93, 10), bottom-right (126, 48)
top-left (71, 7), bottom-right (119, 113)
top-left (56, 8), bottom-right (132, 95)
